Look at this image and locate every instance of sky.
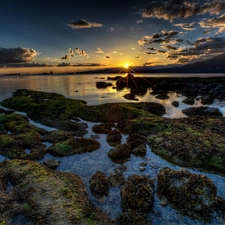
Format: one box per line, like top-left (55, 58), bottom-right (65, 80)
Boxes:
top-left (1, 0), bottom-right (225, 74)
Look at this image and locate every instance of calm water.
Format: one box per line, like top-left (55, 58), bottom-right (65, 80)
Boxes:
top-left (1, 73), bottom-right (225, 224)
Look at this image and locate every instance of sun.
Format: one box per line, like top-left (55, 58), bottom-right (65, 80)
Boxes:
top-left (123, 63), bottom-right (129, 69)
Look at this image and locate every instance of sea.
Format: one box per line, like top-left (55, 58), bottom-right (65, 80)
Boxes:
top-left (1, 73), bottom-right (225, 225)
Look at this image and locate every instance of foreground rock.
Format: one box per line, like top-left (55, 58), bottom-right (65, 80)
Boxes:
top-left (127, 133), bottom-right (147, 156)
top-left (47, 137), bottom-right (100, 156)
top-left (157, 168), bottom-right (218, 219)
top-left (118, 175), bottom-right (154, 225)
top-left (0, 160), bottom-right (116, 225)
top-left (89, 171), bottom-right (109, 196)
top-left (182, 106), bottom-right (223, 117)
top-left (106, 129), bottom-right (122, 142)
top-left (42, 130), bottom-right (75, 143)
top-left (43, 159), bottom-right (60, 169)
top-left (148, 116), bottom-right (225, 174)
top-left (108, 144), bottom-right (131, 163)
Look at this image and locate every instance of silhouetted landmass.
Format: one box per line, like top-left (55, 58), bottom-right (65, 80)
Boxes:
top-left (77, 53), bottom-right (225, 74)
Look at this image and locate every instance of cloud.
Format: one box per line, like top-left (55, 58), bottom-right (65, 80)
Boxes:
top-left (204, 29), bottom-right (210, 34)
top-left (68, 19), bottom-right (103, 29)
top-left (0, 47), bottom-right (38, 64)
top-left (142, 0), bottom-right (225, 21)
top-left (95, 48), bottom-right (104, 54)
top-left (164, 45), bottom-right (178, 51)
top-left (73, 63), bottom-right (105, 67)
top-left (157, 50), bottom-right (168, 54)
top-left (112, 51), bottom-right (118, 54)
top-left (61, 54), bottom-right (70, 60)
top-left (167, 36), bottom-right (225, 63)
top-left (174, 22), bottom-right (197, 30)
top-left (75, 48), bottom-right (88, 57)
top-left (105, 56), bottom-right (110, 58)
top-left (68, 48), bottom-right (75, 57)
top-left (145, 52), bottom-right (157, 55)
top-left (143, 62), bottom-right (153, 66)
top-left (137, 20), bottom-right (143, 23)
top-left (148, 47), bottom-right (156, 51)
top-left (109, 27), bottom-right (114, 32)
top-left (138, 30), bottom-right (183, 45)
top-left (134, 55), bottom-right (140, 58)
top-left (199, 14), bottom-right (225, 34)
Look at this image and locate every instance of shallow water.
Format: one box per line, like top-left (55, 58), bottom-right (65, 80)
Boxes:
top-left (0, 74), bottom-right (225, 224)
top-left (2, 116), bottom-right (225, 225)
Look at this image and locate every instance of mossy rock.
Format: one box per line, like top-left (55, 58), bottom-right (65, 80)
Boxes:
top-left (0, 114), bottom-right (47, 135)
top-left (157, 168), bottom-right (218, 220)
top-left (0, 159), bottom-right (116, 225)
top-left (47, 137), bottom-right (100, 156)
top-left (1, 90), bottom-right (166, 127)
top-left (42, 130), bottom-right (75, 143)
top-left (108, 144), bottom-right (131, 164)
top-left (148, 117), bottom-right (225, 174)
top-left (0, 131), bottom-right (46, 160)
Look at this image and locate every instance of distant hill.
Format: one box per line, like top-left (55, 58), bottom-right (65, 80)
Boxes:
top-left (77, 53), bottom-right (225, 74)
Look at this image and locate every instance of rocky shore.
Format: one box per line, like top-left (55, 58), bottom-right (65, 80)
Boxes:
top-left (0, 78), bottom-right (225, 224)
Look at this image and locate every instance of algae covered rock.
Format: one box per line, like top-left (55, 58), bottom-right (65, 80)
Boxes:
top-left (92, 123), bottom-right (114, 134)
top-left (42, 130), bottom-right (75, 143)
top-left (47, 137), bottom-right (100, 156)
top-left (106, 129), bottom-right (122, 142)
top-left (108, 168), bottom-right (125, 187)
top-left (89, 171), bottom-right (109, 196)
top-left (127, 133), bottom-right (147, 156)
top-left (108, 144), bottom-right (131, 163)
top-left (182, 106), bottom-right (223, 117)
top-left (43, 159), bottom-right (60, 170)
top-left (0, 159), bottom-right (116, 225)
top-left (0, 131), bottom-right (46, 160)
top-left (157, 168), bottom-right (217, 212)
top-left (118, 175), bottom-right (154, 225)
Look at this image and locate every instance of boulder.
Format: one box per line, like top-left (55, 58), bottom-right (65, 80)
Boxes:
top-left (43, 159), bottom-right (60, 170)
top-left (172, 101), bottom-right (179, 107)
top-left (155, 94), bottom-right (169, 100)
top-left (183, 97), bottom-right (194, 105)
top-left (47, 137), bottom-right (100, 156)
top-left (182, 107), bottom-right (223, 117)
top-left (157, 168), bottom-right (217, 212)
top-left (107, 129), bottom-right (122, 142)
top-left (89, 171), bottom-right (109, 195)
top-left (92, 123), bottom-right (114, 134)
top-left (108, 144), bottom-right (131, 163)
top-left (123, 93), bottom-right (136, 100)
top-left (108, 169), bottom-right (125, 187)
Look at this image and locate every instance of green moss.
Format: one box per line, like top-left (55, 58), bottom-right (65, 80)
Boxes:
top-left (22, 203), bottom-right (31, 210)
top-left (0, 221), bottom-right (7, 225)
top-left (55, 142), bottom-right (73, 153)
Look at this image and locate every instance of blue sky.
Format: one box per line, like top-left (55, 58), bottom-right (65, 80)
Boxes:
top-left (1, 0), bottom-right (225, 73)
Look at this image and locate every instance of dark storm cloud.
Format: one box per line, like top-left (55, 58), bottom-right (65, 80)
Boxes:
top-left (167, 36), bottom-right (225, 63)
top-left (165, 45), bottom-right (178, 50)
top-left (142, 0), bottom-right (225, 22)
top-left (0, 47), bottom-right (38, 64)
top-left (68, 19), bottom-right (103, 29)
top-left (143, 62), bottom-right (153, 66)
top-left (199, 14), bottom-right (225, 34)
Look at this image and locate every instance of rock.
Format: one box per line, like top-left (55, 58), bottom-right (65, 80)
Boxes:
top-left (108, 144), bottom-right (131, 163)
top-left (4, 110), bottom-right (15, 114)
top-left (155, 94), bottom-right (169, 100)
top-left (201, 95), bottom-right (215, 105)
top-left (89, 171), bottom-right (109, 196)
top-left (108, 169), bottom-right (125, 187)
top-left (150, 91), bottom-right (166, 96)
top-left (172, 101), bottom-right (179, 107)
top-left (182, 107), bottom-right (223, 117)
top-left (157, 168), bottom-right (217, 213)
top-left (160, 196), bottom-right (168, 206)
top-left (140, 166), bottom-right (146, 172)
top-left (43, 159), bottom-right (60, 170)
top-left (127, 133), bottom-right (147, 149)
top-left (90, 134), bottom-right (100, 139)
top-left (123, 93), bottom-right (136, 100)
top-left (42, 130), bottom-right (75, 143)
top-left (121, 175), bottom-right (154, 211)
top-left (96, 82), bottom-right (113, 89)
top-left (0, 108), bottom-right (6, 114)
top-left (47, 137), bottom-right (100, 157)
top-left (132, 144), bottom-right (147, 156)
top-left (140, 162), bottom-right (147, 167)
top-left (106, 129), bottom-right (122, 142)
top-left (119, 164), bottom-right (127, 172)
top-left (183, 97), bottom-right (194, 105)
top-left (92, 123), bottom-right (114, 134)
top-left (0, 159), bottom-right (116, 225)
